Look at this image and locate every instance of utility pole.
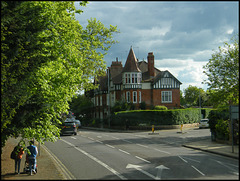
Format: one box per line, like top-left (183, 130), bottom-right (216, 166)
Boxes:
top-left (108, 68), bottom-right (111, 128)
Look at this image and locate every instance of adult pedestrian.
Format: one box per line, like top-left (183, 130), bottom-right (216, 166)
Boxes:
top-left (12, 142), bottom-right (25, 174)
top-left (27, 140), bottom-right (38, 175)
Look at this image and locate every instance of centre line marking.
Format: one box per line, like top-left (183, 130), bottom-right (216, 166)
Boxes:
top-left (154, 148), bottom-right (171, 155)
top-left (88, 137), bottom-right (95, 141)
top-left (106, 144), bottom-right (115, 149)
top-left (119, 149), bottom-right (130, 155)
top-left (122, 139), bottom-right (133, 143)
top-left (135, 156), bottom-right (151, 163)
top-left (136, 144), bottom-right (148, 148)
top-left (178, 155), bottom-right (188, 163)
top-left (111, 136), bottom-right (120, 140)
top-left (96, 140), bottom-right (103, 144)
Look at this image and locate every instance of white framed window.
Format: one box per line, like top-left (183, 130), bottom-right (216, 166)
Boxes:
top-left (123, 73), bottom-right (142, 84)
top-left (161, 91), bottom-right (172, 103)
top-left (161, 78), bottom-right (172, 85)
top-left (126, 91), bottom-right (130, 103)
top-left (139, 91), bottom-right (141, 103)
top-left (133, 91), bottom-right (137, 103)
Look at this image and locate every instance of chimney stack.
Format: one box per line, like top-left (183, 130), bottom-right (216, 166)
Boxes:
top-left (147, 52), bottom-right (155, 77)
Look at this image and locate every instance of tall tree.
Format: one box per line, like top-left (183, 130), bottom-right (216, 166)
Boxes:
top-left (69, 94), bottom-right (94, 126)
top-left (1, 1), bottom-right (119, 151)
top-left (203, 35), bottom-right (239, 106)
top-left (184, 85), bottom-right (204, 107)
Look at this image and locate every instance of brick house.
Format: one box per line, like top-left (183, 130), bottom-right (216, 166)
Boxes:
top-left (88, 47), bottom-right (182, 120)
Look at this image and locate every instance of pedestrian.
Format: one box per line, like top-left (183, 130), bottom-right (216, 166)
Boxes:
top-left (12, 141), bottom-right (25, 174)
top-left (27, 140), bottom-right (38, 175)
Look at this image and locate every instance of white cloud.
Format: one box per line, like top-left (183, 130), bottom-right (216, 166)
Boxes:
top-left (227, 29), bottom-right (234, 34)
top-left (155, 58), bottom-right (208, 91)
top-left (74, 1), bottom-right (239, 92)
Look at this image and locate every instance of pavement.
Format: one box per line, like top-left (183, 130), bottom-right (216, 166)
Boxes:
top-left (1, 127), bottom-right (239, 180)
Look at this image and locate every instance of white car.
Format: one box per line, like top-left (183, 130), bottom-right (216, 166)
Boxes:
top-left (199, 119), bottom-right (209, 128)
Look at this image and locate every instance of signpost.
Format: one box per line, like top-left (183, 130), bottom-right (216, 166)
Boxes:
top-left (229, 105), bottom-right (239, 153)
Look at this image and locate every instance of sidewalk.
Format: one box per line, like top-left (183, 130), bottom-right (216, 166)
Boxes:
top-left (1, 129), bottom-right (238, 180)
top-left (1, 137), bottom-right (64, 180)
top-left (182, 139), bottom-right (239, 159)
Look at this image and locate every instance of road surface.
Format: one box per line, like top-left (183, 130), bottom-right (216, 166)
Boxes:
top-left (44, 128), bottom-right (239, 180)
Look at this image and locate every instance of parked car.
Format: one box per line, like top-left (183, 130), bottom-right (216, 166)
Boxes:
top-left (65, 118), bottom-right (81, 129)
top-left (61, 121), bottom-right (77, 135)
top-left (199, 119), bottom-right (209, 129)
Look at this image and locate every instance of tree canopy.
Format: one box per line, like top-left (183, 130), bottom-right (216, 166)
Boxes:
top-left (1, 1), bottom-right (119, 151)
top-left (203, 35), bottom-right (239, 106)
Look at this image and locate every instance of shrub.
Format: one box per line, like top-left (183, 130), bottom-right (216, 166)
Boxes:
top-left (154, 105), bottom-right (168, 110)
top-left (208, 107), bottom-right (229, 132)
top-left (112, 108), bottom-right (203, 126)
top-left (215, 119), bottom-right (229, 140)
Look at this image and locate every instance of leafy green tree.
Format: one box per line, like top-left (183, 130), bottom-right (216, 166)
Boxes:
top-left (69, 94), bottom-right (94, 126)
top-left (180, 90), bottom-right (186, 106)
top-left (203, 35), bottom-right (239, 106)
top-left (1, 1), bottom-right (119, 152)
top-left (184, 85), bottom-right (204, 107)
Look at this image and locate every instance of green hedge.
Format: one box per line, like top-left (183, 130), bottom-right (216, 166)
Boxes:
top-left (111, 108), bottom-right (212, 127)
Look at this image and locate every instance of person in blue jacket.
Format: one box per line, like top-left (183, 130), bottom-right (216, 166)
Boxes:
top-left (27, 140), bottom-right (38, 175)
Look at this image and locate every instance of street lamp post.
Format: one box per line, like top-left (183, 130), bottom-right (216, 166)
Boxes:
top-left (199, 88), bottom-right (201, 121)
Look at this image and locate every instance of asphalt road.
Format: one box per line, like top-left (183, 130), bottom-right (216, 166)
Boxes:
top-left (44, 128), bottom-right (239, 180)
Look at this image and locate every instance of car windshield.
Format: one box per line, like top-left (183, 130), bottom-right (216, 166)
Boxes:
top-left (200, 119), bottom-right (208, 122)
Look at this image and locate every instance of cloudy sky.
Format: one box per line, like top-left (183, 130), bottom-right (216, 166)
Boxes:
top-left (74, 1), bottom-right (239, 92)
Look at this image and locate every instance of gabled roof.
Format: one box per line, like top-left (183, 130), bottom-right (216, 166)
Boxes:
top-left (122, 47), bottom-right (141, 73)
top-left (153, 70), bottom-right (182, 84)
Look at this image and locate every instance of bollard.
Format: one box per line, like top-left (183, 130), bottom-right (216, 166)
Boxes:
top-left (180, 124), bottom-right (183, 133)
top-left (152, 125), bottom-right (154, 133)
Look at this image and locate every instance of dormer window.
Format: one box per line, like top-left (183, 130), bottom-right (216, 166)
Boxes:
top-left (123, 72), bottom-right (142, 84)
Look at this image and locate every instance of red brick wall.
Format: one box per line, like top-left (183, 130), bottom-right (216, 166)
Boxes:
top-left (152, 89), bottom-right (180, 108)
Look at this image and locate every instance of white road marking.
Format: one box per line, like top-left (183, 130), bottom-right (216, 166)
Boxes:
top-left (154, 148), bottom-right (171, 155)
top-left (214, 160), bottom-right (239, 174)
top-left (71, 137), bottom-right (77, 139)
top-left (136, 144), bottom-right (149, 148)
top-left (183, 157), bottom-right (200, 163)
top-left (134, 134), bottom-right (148, 138)
top-left (61, 139), bottom-right (127, 180)
top-left (191, 165), bottom-right (205, 176)
top-left (119, 149), bottom-right (130, 155)
top-left (106, 144), bottom-right (115, 149)
top-left (111, 136), bottom-right (120, 140)
top-left (122, 139), bottom-right (133, 143)
top-left (178, 155), bottom-right (188, 163)
top-left (88, 137), bottom-right (95, 141)
top-left (135, 156), bottom-right (151, 163)
top-left (96, 140), bottom-right (103, 144)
